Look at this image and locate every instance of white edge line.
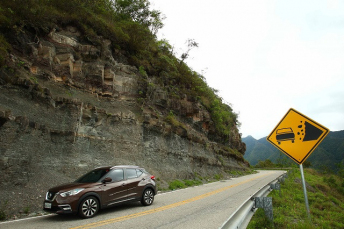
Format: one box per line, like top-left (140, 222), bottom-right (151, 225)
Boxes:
top-left (0, 214), bottom-right (53, 225)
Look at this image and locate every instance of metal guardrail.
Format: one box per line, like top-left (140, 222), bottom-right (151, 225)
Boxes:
top-left (220, 172), bottom-right (287, 229)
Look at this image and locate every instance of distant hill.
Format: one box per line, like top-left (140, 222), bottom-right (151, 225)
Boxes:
top-left (243, 130), bottom-right (344, 171)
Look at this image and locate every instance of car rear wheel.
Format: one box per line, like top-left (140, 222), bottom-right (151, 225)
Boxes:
top-left (141, 188), bottom-right (154, 206)
top-left (79, 196), bottom-right (99, 218)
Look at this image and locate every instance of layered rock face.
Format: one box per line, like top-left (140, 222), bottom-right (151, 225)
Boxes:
top-left (0, 26), bottom-right (247, 216)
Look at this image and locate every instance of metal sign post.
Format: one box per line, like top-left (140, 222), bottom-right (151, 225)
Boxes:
top-left (299, 163), bottom-right (310, 220)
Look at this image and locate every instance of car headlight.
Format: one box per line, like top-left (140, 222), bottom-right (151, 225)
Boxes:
top-left (60, 188), bottom-right (85, 197)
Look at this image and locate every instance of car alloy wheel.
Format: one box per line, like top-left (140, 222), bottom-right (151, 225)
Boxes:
top-left (79, 196), bottom-right (99, 218)
top-left (141, 189), bottom-right (154, 206)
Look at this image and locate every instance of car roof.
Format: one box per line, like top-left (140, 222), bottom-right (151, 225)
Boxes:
top-left (94, 165), bottom-right (140, 169)
top-left (111, 165), bottom-right (140, 169)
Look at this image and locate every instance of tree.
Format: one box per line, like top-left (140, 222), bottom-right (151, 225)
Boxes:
top-left (180, 39), bottom-right (198, 63)
top-left (255, 159), bottom-right (275, 168)
top-left (337, 162), bottom-right (344, 177)
top-left (114, 0), bottom-right (164, 35)
top-left (303, 160), bottom-right (312, 168)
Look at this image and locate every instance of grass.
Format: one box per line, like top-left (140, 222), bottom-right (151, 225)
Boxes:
top-left (166, 170), bottom-right (254, 191)
top-left (23, 206), bottom-right (30, 215)
top-left (168, 180), bottom-right (187, 190)
top-left (167, 172), bottom-right (228, 190)
top-left (247, 168), bottom-right (344, 228)
top-left (168, 179), bottom-right (203, 190)
top-left (0, 209), bottom-right (6, 220)
top-left (164, 111), bottom-right (186, 130)
top-left (0, 200), bottom-right (8, 220)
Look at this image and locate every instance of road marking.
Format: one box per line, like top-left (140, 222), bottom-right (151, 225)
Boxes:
top-left (0, 214), bottom-right (52, 225)
top-left (70, 172), bottom-right (272, 229)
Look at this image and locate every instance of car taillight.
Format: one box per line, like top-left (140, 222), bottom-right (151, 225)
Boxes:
top-left (150, 175), bottom-right (155, 181)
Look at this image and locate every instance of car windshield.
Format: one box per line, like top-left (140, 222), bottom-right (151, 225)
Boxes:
top-left (75, 169), bottom-right (109, 183)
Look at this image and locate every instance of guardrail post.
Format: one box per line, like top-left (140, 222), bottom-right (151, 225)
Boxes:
top-left (254, 197), bottom-right (273, 222)
top-left (270, 183), bottom-right (281, 197)
top-left (278, 177), bottom-right (285, 183)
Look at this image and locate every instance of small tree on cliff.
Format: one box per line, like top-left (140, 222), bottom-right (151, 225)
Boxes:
top-left (114, 0), bottom-right (164, 35)
top-left (180, 38), bottom-right (199, 64)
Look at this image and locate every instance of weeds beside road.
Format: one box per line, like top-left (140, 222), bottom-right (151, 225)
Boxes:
top-left (248, 168), bottom-right (344, 228)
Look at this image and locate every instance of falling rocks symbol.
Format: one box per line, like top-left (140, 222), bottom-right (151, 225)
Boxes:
top-left (298, 121), bottom-right (324, 142)
top-left (267, 108), bottom-right (330, 165)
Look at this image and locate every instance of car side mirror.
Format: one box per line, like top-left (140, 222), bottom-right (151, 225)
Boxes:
top-left (102, 177), bottom-right (112, 183)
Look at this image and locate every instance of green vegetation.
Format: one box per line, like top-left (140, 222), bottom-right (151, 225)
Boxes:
top-left (167, 175), bottom-right (223, 190)
top-left (168, 179), bottom-right (202, 190)
top-left (167, 177), bottom-right (220, 190)
top-left (213, 173), bottom-right (223, 180)
top-left (166, 169), bottom-right (255, 191)
top-left (0, 210), bottom-right (5, 221)
top-left (254, 159), bottom-right (308, 169)
top-left (164, 110), bottom-right (186, 129)
top-left (184, 179), bottom-right (203, 187)
top-left (248, 168), bottom-right (344, 228)
top-left (168, 180), bottom-right (186, 190)
top-left (23, 206), bottom-right (30, 215)
top-left (255, 159), bottom-right (276, 168)
top-left (0, 0), bottom-right (239, 143)
top-left (0, 200), bottom-right (8, 220)
top-left (0, 34), bottom-right (11, 66)
top-left (226, 170), bottom-right (245, 176)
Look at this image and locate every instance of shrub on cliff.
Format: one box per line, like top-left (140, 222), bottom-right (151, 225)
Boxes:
top-left (0, 34), bottom-right (11, 67)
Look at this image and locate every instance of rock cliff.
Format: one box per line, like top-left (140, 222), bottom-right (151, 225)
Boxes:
top-left (0, 26), bottom-right (247, 217)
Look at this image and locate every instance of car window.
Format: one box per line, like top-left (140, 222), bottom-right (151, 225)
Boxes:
top-left (75, 169), bottom-right (109, 183)
top-left (126, 168), bottom-right (138, 179)
top-left (106, 169), bottom-right (124, 182)
top-left (136, 169), bottom-right (143, 177)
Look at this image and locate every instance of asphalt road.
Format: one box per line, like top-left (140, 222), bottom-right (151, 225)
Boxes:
top-left (0, 170), bottom-right (285, 229)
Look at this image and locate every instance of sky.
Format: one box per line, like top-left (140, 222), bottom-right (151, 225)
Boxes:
top-left (149, 0), bottom-right (344, 140)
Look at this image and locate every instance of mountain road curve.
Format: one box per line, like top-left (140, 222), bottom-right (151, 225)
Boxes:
top-left (0, 170), bottom-right (285, 229)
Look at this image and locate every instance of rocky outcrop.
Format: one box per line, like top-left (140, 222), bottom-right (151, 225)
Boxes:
top-left (0, 26), bottom-right (247, 218)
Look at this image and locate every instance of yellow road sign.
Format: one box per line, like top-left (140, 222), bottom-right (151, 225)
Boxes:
top-left (267, 108), bottom-right (329, 164)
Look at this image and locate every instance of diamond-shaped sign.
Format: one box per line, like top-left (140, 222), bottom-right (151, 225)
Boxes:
top-left (267, 108), bottom-right (329, 164)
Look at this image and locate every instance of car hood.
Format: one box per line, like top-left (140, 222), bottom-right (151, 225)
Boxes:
top-left (48, 182), bottom-right (100, 192)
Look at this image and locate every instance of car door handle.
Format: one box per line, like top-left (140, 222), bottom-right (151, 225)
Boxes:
top-left (121, 183), bottom-right (126, 186)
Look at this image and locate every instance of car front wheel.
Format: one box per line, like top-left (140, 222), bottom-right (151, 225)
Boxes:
top-left (141, 188), bottom-right (154, 206)
top-left (79, 196), bottom-right (99, 218)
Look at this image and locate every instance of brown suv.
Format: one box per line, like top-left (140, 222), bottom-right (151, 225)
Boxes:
top-left (43, 165), bottom-right (157, 218)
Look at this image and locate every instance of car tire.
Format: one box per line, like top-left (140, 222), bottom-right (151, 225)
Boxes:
top-left (141, 188), bottom-right (154, 206)
top-left (78, 196), bottom-right (99, 218)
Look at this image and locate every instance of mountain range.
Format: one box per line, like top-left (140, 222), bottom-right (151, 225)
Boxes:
top-left (243, 130), bottom-right (344, 171)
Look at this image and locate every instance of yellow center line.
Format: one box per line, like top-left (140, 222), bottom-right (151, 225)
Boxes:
top-left (70, 172), bottom-right (272, 229)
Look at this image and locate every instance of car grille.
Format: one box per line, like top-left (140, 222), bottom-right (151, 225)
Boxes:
top-left (46, 191), bottom-right (57, 201)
